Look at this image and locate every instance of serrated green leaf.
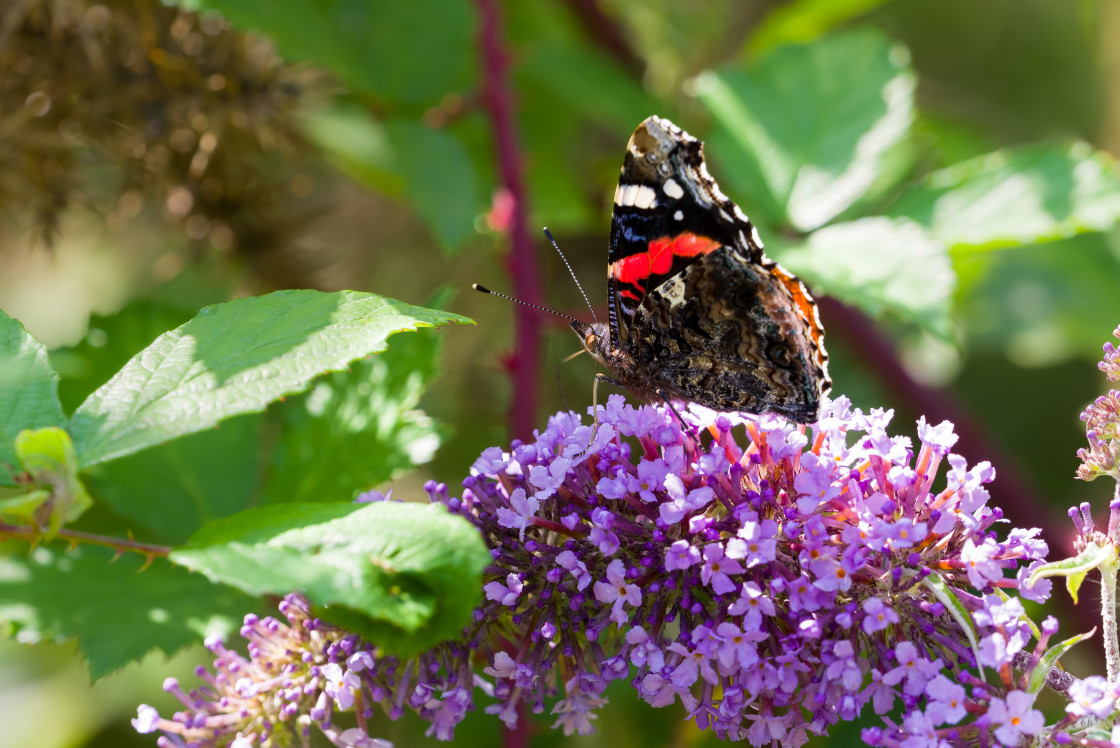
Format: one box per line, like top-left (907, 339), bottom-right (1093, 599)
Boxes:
top-left (0, 545), bottom-right (253, 679)
top-left (68, 290), bottom-right (472, 469)
top-left (693, 29), bottom-right (915, 230)
top-left (171, 501), bottom-right (490, 656)
top-left (1028, 543), bottom-right (1114, 605)
top-left (49, 302), bottom-right (193, 415)
top-left (11, 428), bottom-right (92, 533)
top-left (746, 0), bottom-right (895, 58)
top-left (922, 572), bottom-right (985, 681)
top-left (177, 0), bottom-right (475, 106)
top-left (776, 217), bottom-right (954, 336)
top-left (384, 120), bottom-right (481, 252)
top-left (84, 414), bottom-right (263, 544)
top-left (1027, 628), bottom-right (1094, 695)
top-left (0, 310), bottom-right (66, 486)
top-left (264, 329), bottom-right (444, 505)
top-left (888, 143), bottom-right (1120, 249)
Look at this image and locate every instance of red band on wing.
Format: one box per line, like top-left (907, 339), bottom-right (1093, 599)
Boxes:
top-left (612, 232), bottom-right (720, 290)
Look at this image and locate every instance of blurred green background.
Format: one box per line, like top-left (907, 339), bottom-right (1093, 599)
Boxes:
top-left (2, 0), bottom-right (1120, 745)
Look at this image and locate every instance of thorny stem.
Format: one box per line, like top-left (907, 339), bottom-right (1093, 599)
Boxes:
top-left (0, 521), bottom-right (170, 559)
top-left (478, 0), bottom-right (544, 444)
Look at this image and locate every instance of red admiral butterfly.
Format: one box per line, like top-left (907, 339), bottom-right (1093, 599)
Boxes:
top-left (572, 116), bottom-right (831, 422)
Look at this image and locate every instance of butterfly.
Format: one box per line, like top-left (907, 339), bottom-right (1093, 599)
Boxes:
top-left (570, 116), bottom-right (831, 423)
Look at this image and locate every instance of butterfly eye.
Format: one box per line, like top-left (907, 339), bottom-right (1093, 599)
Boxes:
top-left (585, 333), bottom-right (598, 349)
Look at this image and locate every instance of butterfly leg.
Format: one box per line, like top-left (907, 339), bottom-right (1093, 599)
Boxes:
top-left (583, 372), bottom-right (623, 452)
top-left (656, 388), bottom-right (702, 444)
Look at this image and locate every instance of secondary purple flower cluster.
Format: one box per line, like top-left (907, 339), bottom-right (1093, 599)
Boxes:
top-left (1078, 324), bottom-right (1120, 482)
top-left (134, 596), bottom-right (394, 748)
top-left (136, 394), bottom-right (1063, 747)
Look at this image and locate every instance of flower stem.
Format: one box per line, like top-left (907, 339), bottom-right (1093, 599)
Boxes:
top-left (1105, 483), bottom-right (1120, 687)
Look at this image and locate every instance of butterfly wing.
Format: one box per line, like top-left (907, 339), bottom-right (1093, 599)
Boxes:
top-left (607, 116), bottom-right (830, 421)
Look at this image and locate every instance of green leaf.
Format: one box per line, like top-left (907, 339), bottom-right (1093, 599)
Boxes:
top-left (888, 143), bottom-right (1120, 249)
top-left (49, 302), bottom-right (193, 415)
top-left (68, 290), bottom-right (472, 469)
top-left (954, 234), bottom-right (1120, 366)
top-left (746, 0), bottom-right (896, 58)
top-left (0, 545), bottom-right (253, 679)
top-left (693, 29), bottom-right (915, 230)
top-left (171, 501), bottom-right (491, 656)
top-left (10, 428), bottom-right (92, 533)
top-left (1028, 542), bottom-right (1114, 605)
top-left (301, 110), bottom-right (483, 251)
top-left (922, 572), bottom-right (985, 681)
top-left (776, 217), bottom-right (954, 336)
top-left (517, 44), bottom-right (660, 133)
top-left (300, 104), bottom-right (403, 196)
top-left (84, 414), bottom-right (263, 544)
top-left (179, 0), bottom-right (475, 105)
top-left (1027, 628), bottom-right (1095, 695)
top-left (384, 120), bottom-right (481, 252)
top-left (0, 310), bottom-right (66, 486)
top-left (264, 329), bottom-right (444, 505)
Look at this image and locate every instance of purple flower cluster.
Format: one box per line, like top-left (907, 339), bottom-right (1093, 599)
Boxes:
top-left (454, 395), bottom-right (1054, 745)
top-left (135, 394), bottom-right (1067, 747)
top-left (134, 596), bottom-right (396, 748)
top-left (1078, 325), bottom-right (1120, 482)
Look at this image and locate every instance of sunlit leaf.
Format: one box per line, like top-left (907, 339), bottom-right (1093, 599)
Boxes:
top-left (69, 291), bottom-right (472, 468)
top-left (888, 143), bottom-right (1120, 249)
top-left (694, 29), bottom-right (915, 230)
top-left (775, 217), bottom-right (954, 337)
top-left (263, 328), bottom-right (445, 504)
top-left (0, 311), bottom-right (66, 486)
top-left (172, 501), bottom-right (490, 656)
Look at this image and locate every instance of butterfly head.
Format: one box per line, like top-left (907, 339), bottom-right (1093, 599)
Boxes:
top-left (571, 319), bottom-right (613, 366)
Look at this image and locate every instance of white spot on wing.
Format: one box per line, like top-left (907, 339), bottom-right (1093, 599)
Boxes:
top-left (673, 210), bottom-right (684, 221)
top-left (662, 178), bottom-right (684, 200)
top-left (615, 183), bottom-right (658, 210)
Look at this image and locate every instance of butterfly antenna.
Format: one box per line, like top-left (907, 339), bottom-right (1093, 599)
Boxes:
top-left (543, 227), bottom-right (599, 324)
top-left (472, 284), bottom-right (579, 323)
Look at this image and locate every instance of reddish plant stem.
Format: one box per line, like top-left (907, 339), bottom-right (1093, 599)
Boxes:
top-left (478, 0), bottom-right (545, 444)
top-left (0, 521), bottom-right (170, 557)
top-left (560, 0), bottom-right (644, 76)
top-left (477, 2), bottom-right (539, 746)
